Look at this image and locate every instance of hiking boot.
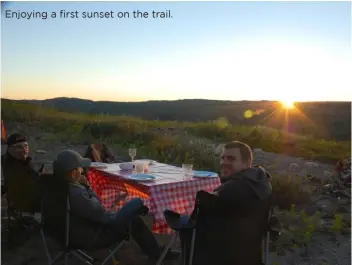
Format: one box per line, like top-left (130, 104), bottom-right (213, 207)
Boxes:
top-left (162, 247), bottom-right (180, 260)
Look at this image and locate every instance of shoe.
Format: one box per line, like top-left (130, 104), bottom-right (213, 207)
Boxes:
top-left (165, 248), bottom-right (181, 260)
top-left (160, 247), bottom-right (181, 261)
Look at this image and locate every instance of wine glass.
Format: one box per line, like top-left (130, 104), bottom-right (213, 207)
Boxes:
top-left (129, 148), bottom-right (137, 162)
top-left (182, 164), bottom-right (193, 180)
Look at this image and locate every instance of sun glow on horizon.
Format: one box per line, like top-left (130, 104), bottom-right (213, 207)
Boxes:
top-left (280, 100), bottom-right (295, 109)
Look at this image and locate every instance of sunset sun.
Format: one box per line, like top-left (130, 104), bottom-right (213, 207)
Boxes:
top-left (280, 100), bottom-right (295, 109)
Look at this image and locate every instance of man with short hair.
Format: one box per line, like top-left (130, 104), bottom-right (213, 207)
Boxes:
top-left (1, 133), bottom-right (43, 212)
top-left (214, 141), bottom-right (272, 201)
top-left (47, 149), bottom-right (178, 262)
top-left (173, 141), bottom-right (272, 265)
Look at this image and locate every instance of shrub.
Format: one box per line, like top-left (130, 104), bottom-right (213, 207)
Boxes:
top-left (271, 175), bottom-right (311, 210)
top-left (2, 99), bottom-right (350, 164)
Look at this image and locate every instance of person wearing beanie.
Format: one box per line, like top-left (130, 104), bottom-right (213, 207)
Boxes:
top-left (1, 133), bottom-right (43, 212)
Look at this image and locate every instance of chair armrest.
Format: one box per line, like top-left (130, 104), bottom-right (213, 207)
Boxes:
top-left (164, 210), bottom-right (195, 231)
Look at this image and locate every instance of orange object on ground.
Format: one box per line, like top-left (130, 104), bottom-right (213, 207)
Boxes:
top-left (1, 120), bottom-right (6, 143)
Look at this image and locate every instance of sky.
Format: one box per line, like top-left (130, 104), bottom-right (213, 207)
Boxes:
top-left (1, 1), bottom-right (351, 102)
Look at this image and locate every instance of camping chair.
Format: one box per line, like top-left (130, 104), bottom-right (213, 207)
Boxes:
top-left (2, 191), bottom-right (40, 248)
top-left (159, 190), bottom-right (273, 265)
top-left (40, 194), bottom-right (129, 265)
top-left (1, 169), bottom-right (44, 249)
top-left (263, 206), bottom-right (274, 265)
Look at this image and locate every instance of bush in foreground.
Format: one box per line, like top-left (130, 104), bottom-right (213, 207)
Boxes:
top-left (270, 175), bottom-right (311, 210)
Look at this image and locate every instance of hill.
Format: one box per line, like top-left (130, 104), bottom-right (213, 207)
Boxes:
top-left (1, 98), bottom-right (350, 164)
top-left (2, 97), bottom-right (351, 141)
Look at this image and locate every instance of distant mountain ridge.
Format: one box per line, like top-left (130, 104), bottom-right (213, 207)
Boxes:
top-left (1, 97), bottom-right (351, 141)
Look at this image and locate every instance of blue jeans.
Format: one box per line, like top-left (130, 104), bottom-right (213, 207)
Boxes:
top-left (108, 198), bottom-right (145, 226)
top-left (180, 215), bottom-right (190, 226)
top-left (97, 198), bottom-right (161, 259)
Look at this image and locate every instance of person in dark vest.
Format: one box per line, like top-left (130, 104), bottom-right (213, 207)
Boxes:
top-left (1, 133), bottom-right (43, 212)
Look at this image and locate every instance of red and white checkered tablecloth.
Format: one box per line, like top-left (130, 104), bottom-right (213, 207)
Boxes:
top-left (86, 161), bottom-right (221, 234)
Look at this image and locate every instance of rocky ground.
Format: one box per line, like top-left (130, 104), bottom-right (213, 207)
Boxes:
top-left (1, 129), bottom-right (351, 265)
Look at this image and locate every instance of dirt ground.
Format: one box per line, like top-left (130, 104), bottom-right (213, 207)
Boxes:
top-left (1, 213), bottom-right (179, 265)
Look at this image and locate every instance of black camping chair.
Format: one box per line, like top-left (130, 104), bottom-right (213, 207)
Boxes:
top-left (1, 168), bottom-right (45, 249)
top-left (2, 191), bottom-right (41, 249)
top-left (40, 195), bottom-right (130, 265)
top-left (159, 190), bottom-right (274, 265)
top-left (39, 174), bottom-right (137, 265)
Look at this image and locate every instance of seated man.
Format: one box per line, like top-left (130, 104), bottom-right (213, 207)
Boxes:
top-left (84, 143), bottom-right (115, 163)
top-left (175, 141), bottom-right (272, 265)
top-left (1, 133), bottom-right (43, 213)
top-left (49, 149), bottom-right (178, 262)
top-left (213, 141), bottom-right (272, 206)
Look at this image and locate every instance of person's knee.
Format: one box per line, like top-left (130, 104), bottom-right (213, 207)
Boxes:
top-left (121, 198), bottom-right (147, 217)
top-left (128, 198), bottom-right (144, 207)
top-left (131, 198), bottom-right (143, 203)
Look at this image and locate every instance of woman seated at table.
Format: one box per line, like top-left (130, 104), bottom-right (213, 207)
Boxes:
top-left (84, 143), bottom-right (115, 163)
top-left (45, 149), bottom-right (179, 262)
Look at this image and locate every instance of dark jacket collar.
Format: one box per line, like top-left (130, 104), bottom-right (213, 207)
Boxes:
top-left (220, 165), bottom-right (271, 183)
top-left (220, 168), bottom-right (247, 184)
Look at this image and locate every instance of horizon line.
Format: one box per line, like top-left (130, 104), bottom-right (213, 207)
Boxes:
top-left (1, 97), bottom-right (351, 104)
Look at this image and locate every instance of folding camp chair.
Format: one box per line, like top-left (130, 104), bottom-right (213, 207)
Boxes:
top-left (263, 206), bottom-right (274, 265)
top-left (4, 194), bottom-right (40, 241)
top-left (1, 193), bottom-right (40, 249)
top-left (1, 169), bottom-right (42, 249)
top-left (40, 195), bottom-right (129, 265)
top-left (160, 190), bottom-right (273, 265)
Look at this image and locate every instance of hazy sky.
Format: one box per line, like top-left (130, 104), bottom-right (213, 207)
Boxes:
top-left (1, 1), bottom-right (351, 102)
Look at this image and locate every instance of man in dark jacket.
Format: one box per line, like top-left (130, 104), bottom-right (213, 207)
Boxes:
top-left (1, 133), bottom-right (43, 213)
top-left (48, 149), bottom-right (178, 262)
top-left (214, 141), bottom-right (272, 205)
top-left (176, 141), bottom-right (272, 265)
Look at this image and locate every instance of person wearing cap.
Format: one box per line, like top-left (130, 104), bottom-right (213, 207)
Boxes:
top-left (45, 149), bottom-right (178, 262)
top-left (1, 133), bottom-right (43, 212)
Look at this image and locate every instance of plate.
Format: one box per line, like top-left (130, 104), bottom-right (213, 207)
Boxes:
top-left (119, 162), bottom-right (134, 171)
top-left (192, 171), bottom-right (218, 178)
top-left (129, 174), bottom-right (156, 182)
top-left (90, 162), bottom-right (108, 169)
top-left (135, 159), bottom-right (157, 165)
